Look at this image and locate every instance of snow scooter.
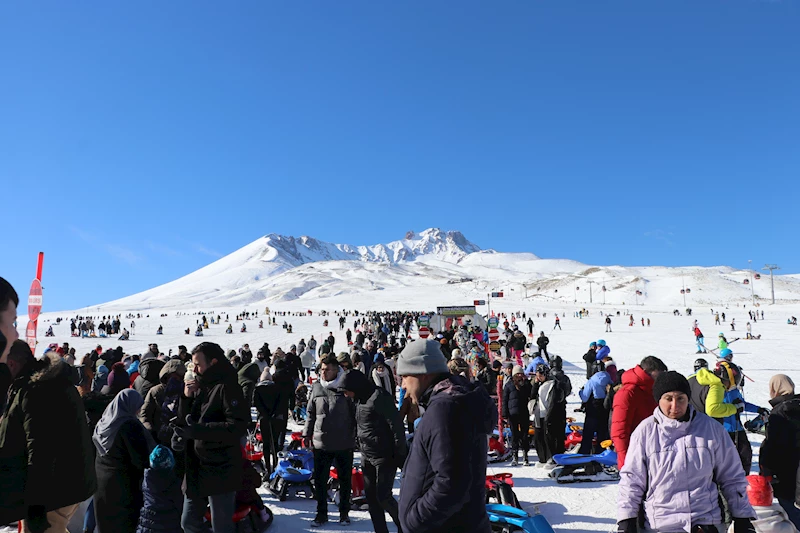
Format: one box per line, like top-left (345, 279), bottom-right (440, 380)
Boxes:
top-left (486, 503), bottom-right (555, 533)
top-left (488, 428), bottom-right (515, 463)
top-left (485, 473), bottom-right (521, 509)
top-left (328, 461), bottom-right (368, 510)
top-left (549, 440), bottom-right (620, 484)
top-left (267, 449), bottom-right (315, 501)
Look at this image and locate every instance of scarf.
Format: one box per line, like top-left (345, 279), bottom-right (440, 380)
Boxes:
top-left (320, 367), bottom-right (345, 390)
top-left (93, 388), bottom-right (154, 456)
top-left (372, 368), bottom-right (392, 395)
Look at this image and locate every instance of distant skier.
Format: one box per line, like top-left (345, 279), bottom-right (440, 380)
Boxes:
top-left (730, 318), bottom-right (736, 331)
top-left (605, 315), bottom-right (612, 333)
top-left (527, 317), bottom-right (534, 336)
top-left (715, 313), bottom-right (721, 325)
top-left (746, 322), bottom-right (752, 339)
top-left (694, 326), bottom-right (707, 354)
top-left (553, 316), bottom-right (561, 330)
top-left (722, 312), bottom-right (726, 322)
top-left (629, 316), bottom-right (634, 327)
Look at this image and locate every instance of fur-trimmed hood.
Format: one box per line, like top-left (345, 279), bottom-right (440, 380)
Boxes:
top-left (29, 353), bottom-right (74, 385)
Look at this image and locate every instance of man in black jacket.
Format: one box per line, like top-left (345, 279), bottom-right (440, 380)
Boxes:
top-left (583, 342), bottom-right (598, 380)
top-left (0, 341), bottom-right (96, 532)
top-left (0, 277), bottom-right (20, 413)
top-left (253, 368), bottom-right (293, 474)
top-left (133, 355), bottom-right (165, 399)
top-left (177, 342), bottom-right (250, 533)
top-left (397, 339), bottom-right (495, 533)
top-left (536, 332), bottom-right (550, 363)
top-left (341, 370), bottom-right (406, 533)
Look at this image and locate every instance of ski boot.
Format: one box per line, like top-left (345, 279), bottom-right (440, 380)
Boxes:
top-left (510, 450), bottom-right (519, 466)
top-left (523, 454), bottom-right (530, 466)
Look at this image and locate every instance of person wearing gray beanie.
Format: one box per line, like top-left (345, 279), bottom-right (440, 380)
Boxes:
top-left (397, 339), bottom-right (496, 533)
top-left (396, 340), bottom-right (449, 376)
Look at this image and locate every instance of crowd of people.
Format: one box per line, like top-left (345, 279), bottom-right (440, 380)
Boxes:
top-left (2, 274), bottom-right (800, 533)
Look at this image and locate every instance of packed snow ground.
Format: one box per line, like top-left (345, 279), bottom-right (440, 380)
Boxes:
top-left (19, 296), bottom-right (800, 533)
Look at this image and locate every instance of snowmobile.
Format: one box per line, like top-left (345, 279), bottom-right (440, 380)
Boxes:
top-left (486, 503), bottom-right (555, 533)
top-left (267, 449), bottom-right (315, 501)
top-left (485, 473), bottom-right (521, 508)
top-left (549, 441), bottom-right (620, 484)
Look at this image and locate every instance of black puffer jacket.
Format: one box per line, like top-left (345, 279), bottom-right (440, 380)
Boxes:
top-left (760, 393), bottom-right (800, 500)
top-left (237, 362), bottom-right (261, 408)
top-left (133, 358), bottom-right (166, 400)
top-left (178, 356), bottom-right (249, 498)
top-left (536, 335), bottom-right (549, 349)
top-left (502, 379), bottom-right (532, 419)
top-left (688, 374), bottom-right (710, 416)
top-left (511, 331), bottom-right (527, 351)
top-left (0, 351), bottom-right (97, 524)
top-left (343, 371), bottom-right (406, 466)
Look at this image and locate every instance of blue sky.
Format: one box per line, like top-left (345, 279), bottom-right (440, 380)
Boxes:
top-left (2, 0), bottom-right (798, 311)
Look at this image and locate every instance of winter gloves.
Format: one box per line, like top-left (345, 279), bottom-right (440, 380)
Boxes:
top-left (170, 414), bottom-right (201, 452)
top-left (26, 506), bottom-right (51, 533)
top-left (733, 518), bottom-right (756, 533)
top-left (732, 398), bottom-right (745, 414)
top-left (617, 518), bottom-right (637, 533)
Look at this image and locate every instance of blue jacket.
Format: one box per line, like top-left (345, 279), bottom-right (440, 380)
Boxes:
top-left (579, 371), bottom-right (612, 402)
top-left (722, 389), bottom-right (760, 433)
top-left (524, 356), bottom-right (548, 376)
top-left (400, 374), bottom-right (496, 533)
top-left (136, 467), bottom-right (183, 533)
top-left (595, 345), bottom-right (610, 361)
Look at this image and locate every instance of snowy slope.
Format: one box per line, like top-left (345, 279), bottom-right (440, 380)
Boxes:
top-left (25, 296), bottom-right (800, 533)
top-left (91, 229), bottom-right (800, 312)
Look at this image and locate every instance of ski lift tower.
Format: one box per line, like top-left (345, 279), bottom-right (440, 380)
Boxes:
top-left (762, 264), bottom-right (780, 305)
top-left (748, 260), bottom-right (755, 305)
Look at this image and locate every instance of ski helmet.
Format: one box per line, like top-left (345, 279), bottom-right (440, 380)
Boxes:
top-left (719, 348), bottom-right (733, 361)
top-left (719, 333), bottom-right (725, 337)
top-left (597, 339), bottom-right (607, 347)
top-left (589, 341), bottom-right (597, 348)
top-left (714, 360), bottom-right (742, 389)
top-left (694, 358), bottom-right (709, 372)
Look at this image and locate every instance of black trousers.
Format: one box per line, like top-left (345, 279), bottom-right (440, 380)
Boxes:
top-left (730, 430), bottom-right (753, 474)
top-left (362, 458), bottom-right (402, 533)
top-left (259, 417), bottom-right (286, 473)
top-left (509, 414), bottom-right (530, 454)
top-left (313, 449), bottom-right (353, 518)
top-left (578, 401), bottom-right (609, 455)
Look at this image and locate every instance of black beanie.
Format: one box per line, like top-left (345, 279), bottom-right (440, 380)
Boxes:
top-left (653, 371), bottom-right (692, 401)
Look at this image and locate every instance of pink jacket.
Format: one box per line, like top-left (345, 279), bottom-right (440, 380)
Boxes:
top-left (618, 406), bottom-right (754, 532)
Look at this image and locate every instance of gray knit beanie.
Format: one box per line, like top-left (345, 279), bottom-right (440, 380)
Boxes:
top-left (396, 340), bottom-right (449, 376)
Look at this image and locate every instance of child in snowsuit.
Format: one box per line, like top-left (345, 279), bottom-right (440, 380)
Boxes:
top-left (136, 445), bottom-right (183, 533)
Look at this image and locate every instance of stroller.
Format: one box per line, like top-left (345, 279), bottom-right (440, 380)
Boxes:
top-left (267, 449), bottom-right (315, 501)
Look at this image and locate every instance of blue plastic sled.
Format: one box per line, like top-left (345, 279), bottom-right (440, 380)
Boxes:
top-left (486, 504), bottom-right (555, 533)
top-left (553, 448), bottom-right (617, 467)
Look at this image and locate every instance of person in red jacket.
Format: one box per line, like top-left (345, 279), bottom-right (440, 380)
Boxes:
top-left (610, 356), bottom-right (667, 468)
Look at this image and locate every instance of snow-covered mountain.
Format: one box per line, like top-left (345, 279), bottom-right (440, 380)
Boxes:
top-left (95, 228), bottom-right (800, 311)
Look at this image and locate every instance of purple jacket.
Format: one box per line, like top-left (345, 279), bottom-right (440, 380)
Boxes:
top-left (618, 406), bottom-right (753, 532)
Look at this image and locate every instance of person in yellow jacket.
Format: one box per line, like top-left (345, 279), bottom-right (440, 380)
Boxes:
top-left (687, 364), bottom-right (737, 419)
